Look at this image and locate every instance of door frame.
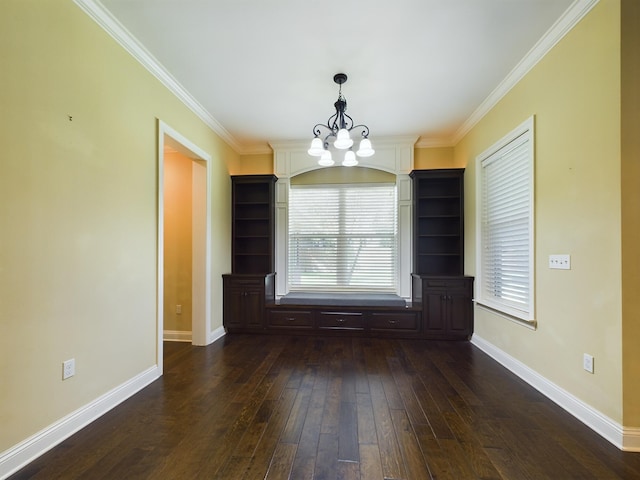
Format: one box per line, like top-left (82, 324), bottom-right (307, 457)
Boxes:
top-left (157, 120), bottom-right (212, 371)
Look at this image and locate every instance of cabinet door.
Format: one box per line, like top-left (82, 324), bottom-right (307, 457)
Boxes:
top-left (223, 275), bottom-right (269, 331)
top-left (422, 278), bottom-right (473, 339)
top-left (448, 291), bottom-right (472, 337)
top-left (424, 291), bottom-right (447, 335)
top-left (223, 286), bottom-right (246, 328)
top-left (244, 289), bottom-right (264, 328)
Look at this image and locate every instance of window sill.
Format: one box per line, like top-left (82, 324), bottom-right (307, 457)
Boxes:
top-left (474, 301), bottom-right (537, 330)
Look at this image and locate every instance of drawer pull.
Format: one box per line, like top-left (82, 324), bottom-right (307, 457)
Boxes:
top-left (285, 317), bottom-right (296, 322)
top-left (388, 319), bottom-right (398, 324)
top-left (337, 318), bottom-right (346, 324)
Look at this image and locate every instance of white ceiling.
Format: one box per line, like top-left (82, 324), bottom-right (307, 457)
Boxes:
top-left (94, 0), bottom-right (582, 153)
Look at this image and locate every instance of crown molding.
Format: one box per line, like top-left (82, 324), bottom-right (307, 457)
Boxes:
top-left (452, 0), bottom-right (599, 145)
top-left (74, 0), bottom-right (245, 154)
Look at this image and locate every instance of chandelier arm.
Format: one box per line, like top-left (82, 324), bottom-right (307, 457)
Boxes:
top-left (312, 123), bottom-right (333, 138)
top-left (350, 124), bottom-right (371, 138)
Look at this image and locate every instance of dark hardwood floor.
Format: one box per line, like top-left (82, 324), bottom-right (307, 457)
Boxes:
top-left (10, 335), bottom-right (640, 479)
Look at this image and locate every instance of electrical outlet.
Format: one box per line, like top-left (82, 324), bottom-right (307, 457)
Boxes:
top-left (62, 358), bottom-right (75, 380)
top-left (549, 254), bottom-right (571, 270)
top-left (176, 304), bottom-right (182, 314)
top-left (583, 353), bottom-right (594, 374)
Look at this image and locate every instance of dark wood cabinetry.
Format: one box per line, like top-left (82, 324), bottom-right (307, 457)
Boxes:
top-left (224, 175), bottom-right (277, 331)
top-left (410, 169), bottom-right (464, 276)
top-left (222, 170), bottom-right (474, 340)
top-left (231, 175), bottom-right (277, 275)
top-left (413, 275), bottom-right (474, 339)
top-left (265, 304), bottom-right (422, 338)
top-left (223, 274), bottom-right (275, 332)
top-left (411, 169), bottom-right (474, 339)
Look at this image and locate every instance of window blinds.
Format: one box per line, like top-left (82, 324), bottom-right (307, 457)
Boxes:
top-left (480, 131), bottom-right (533, 319)
top-left (288, 184), bottom-right (397, 292)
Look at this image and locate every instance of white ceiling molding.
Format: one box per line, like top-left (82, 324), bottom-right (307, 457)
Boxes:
top-left (74, 0), bottom-right (250, 155)
top-left (447, 0), bottom-right (599, 146)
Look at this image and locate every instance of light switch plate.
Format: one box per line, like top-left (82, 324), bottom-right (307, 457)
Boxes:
top-left (549, 254), bottom-right (570, 270)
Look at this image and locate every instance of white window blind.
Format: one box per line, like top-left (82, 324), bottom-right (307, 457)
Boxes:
top-left (288, 184), bottom-right (397, 292)
top-left (478, 123), bottom-right (534, 321)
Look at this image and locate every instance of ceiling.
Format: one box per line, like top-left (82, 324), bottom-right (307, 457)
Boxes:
top-left (94, 0), bottom-right (580, 153)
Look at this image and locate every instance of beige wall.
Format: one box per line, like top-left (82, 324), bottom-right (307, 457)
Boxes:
top-left (0, 0), bottom-right (235, 451)
top-left (232, 153), bottom-right (274, 175)
top-left (620, 0), bottom-right (640, 427)
top-left (456, 0), bottom-right (626, 422)
top-left (163, 152), bottom-right (193, 333)
top-left (414, 146), bottom-right (456, 169)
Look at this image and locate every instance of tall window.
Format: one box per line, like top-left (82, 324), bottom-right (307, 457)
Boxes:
top-left (477, 117), bottom-right (534, 322)
top-left (288, 183), bottom-right (397, 292)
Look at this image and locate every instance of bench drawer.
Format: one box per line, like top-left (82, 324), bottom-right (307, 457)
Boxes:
top-left (318, 311), bottom-right (365, 330)
top-left (370, 312), bottom-right (420, 332)
top-left (267, 310), bottom-right (314, 328)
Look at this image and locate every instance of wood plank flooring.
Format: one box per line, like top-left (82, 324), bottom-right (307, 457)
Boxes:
top-left (10, 335), bottom-right (640, 479)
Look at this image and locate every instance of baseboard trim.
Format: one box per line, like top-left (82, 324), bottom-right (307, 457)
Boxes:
top-left (623, 427), bottom-right (640, 452)
top-left (471, 335), bottom-right (637, 451)
top-left (208, 325), bottom-right (226, 345)
top-left (0, 365), bottom-right (160, 480)
top-left (163, 330), bottom-right (193, 342)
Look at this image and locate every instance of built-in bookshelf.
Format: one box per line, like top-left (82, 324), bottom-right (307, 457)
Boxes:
top-left (410, 169), bottom-right (464, 276)
top-left (231, 175), bottom-right (277, 274)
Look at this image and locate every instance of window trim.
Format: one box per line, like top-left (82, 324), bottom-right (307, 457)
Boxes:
top-left (475, 116), bottom-right (535, 324)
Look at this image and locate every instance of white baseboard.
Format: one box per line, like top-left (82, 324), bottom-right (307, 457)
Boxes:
top-left (164, 327), bottom-right (225, 345)
top-left (208, 325), bottom-right (225, 345)
top-left (471, 335), bottom-right (638, 452)
top-left (0, 365), bottom-right (160, 480)
top-left (163, 330), bottom-right (193, 342)
top-left (623, 427), bottom-right (640, 452)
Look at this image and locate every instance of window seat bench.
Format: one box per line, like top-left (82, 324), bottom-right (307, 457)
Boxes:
top-left (277, 292), bottom-right (408, 307)
top-left (264, 293), bottom-right (423, 338)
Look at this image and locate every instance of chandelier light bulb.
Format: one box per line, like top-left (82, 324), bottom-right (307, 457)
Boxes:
top-left (318, 149), bottom-right (334, 167)
top-left (356, 138), bottom-right (375, 157)
top-left (308, 137), bottom-right (324, 156)
top-left (334, 128), bottom-right (353, 149)
top-left (342, 150), bottom-right (358, 167)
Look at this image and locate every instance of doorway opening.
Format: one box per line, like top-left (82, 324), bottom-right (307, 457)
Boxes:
top-left (157, 121), bottom-right (212, 372)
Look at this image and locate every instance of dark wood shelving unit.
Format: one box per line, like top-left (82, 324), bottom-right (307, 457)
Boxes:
top-left (231, 175), bottom-right (277, 275)
top-left (224, 170), bottom-right (474, 340)
top-left (224, 175), bottom-right (277, 332)
top-left (411, 169), bottom-right (474, 339)
top-left (411, 169), bottom-right (464, 276)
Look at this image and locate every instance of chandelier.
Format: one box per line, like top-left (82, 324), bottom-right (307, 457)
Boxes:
top-left (307, 73), bottom-right (375, 167)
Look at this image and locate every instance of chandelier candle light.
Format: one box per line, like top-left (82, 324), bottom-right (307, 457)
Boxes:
top-left (308, 73), bottom-right (375, 167)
